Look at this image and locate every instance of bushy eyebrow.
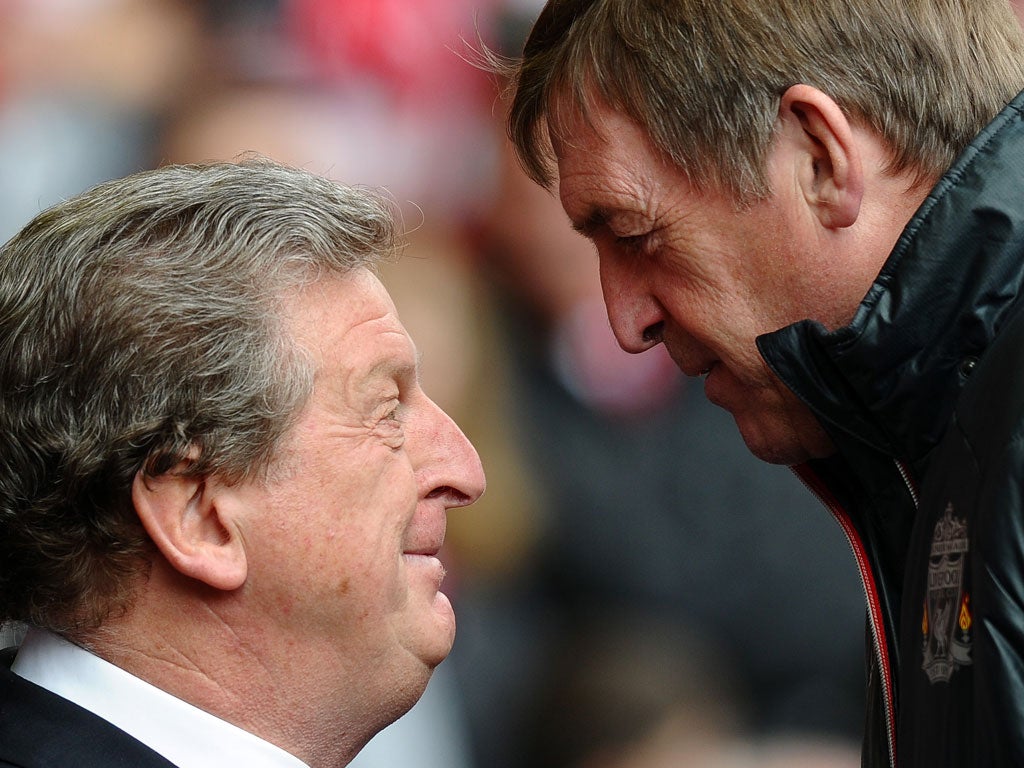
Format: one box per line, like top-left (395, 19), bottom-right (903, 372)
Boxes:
top-left (364, 344), bottom-right (422, 388)
top-left (571, 207), bottom-right (609, 237)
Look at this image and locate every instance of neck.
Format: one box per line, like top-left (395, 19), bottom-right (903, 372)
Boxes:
top-left (87, 559), bottom-right (370, 768)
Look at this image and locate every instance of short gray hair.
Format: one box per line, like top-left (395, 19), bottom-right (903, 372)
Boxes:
top-left (0, 159), bottom-right (399, 636)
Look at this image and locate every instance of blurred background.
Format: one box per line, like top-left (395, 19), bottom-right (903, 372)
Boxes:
top-left (0, 1), bottom-right (875, 766)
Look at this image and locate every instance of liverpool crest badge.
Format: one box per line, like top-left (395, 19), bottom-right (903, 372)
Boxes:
top-left (921, 503), bottom-right (972, 683)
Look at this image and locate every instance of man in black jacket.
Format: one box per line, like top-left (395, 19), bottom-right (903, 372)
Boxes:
top-left (0, 160), bottom-right (485, 767)
top-left (498, 0), bottom-right (1024, 765)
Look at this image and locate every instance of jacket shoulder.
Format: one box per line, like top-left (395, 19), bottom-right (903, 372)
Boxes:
top-left (0, 662), bottom-right (176, 768)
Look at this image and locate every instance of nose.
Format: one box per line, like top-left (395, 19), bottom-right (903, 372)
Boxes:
top-left (599, 254), bottom-right (665, 354)
top-left (416, 397), bottom-right (486, 509)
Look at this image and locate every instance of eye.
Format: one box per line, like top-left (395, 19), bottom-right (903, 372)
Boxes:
top-left (373, 399), bottom-right (406, 448)
top-left (381, 401), bottom-right (404, 426)
top-left (614, 231), bottom-right (654, 256)
top-left (616, 233), bottom-right (646, 248)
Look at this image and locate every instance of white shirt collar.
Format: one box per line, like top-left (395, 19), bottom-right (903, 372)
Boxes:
top-left (12, 628), bottom-right (308, 768)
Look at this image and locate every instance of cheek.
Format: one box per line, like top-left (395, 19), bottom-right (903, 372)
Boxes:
top-left (264, 529), bottom-right (408, 632)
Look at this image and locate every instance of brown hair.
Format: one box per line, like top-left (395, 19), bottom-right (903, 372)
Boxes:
top-left (505, 0), bottom-right (1024, 199)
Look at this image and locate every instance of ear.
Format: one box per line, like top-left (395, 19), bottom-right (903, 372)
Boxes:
top-left (132, 460), bottom-right (248, 592)
top-left (777, 84), bottom-right (864, 230)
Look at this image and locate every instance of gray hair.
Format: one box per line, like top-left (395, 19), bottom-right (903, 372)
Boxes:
top-left (0, 159), bottom-right (399, 635)
top-left (504, 0), bottom-right (1024, 200)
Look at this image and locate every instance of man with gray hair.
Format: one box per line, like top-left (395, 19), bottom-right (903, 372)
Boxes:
top-left (498, 0), bottom-right (1024, 765)
top-left (0, 159), bottom-right (486, 767)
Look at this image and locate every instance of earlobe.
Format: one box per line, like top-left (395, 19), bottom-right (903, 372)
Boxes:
top-left (778, 84), bottom-right (864, 230)
top-left (132, 464), bottom-right (248, 592)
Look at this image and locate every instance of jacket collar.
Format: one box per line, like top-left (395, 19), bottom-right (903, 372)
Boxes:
top-left (758, 89), bottom-right (1024, 463)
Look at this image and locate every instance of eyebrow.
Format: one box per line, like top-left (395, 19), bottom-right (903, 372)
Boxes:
top-left (364, 346), bottom-right (422, 386)
top-left (571, 207), bottom-right (609, 238)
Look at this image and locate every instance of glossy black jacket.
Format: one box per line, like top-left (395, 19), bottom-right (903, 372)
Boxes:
top-left (758, 89), bottom-right (1024, 767)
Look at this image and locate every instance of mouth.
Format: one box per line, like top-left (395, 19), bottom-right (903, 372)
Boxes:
top-left (403, 512), bottom-right (447, 559)
top-left (664, 340), bottom-right (717, 379)
top-left (682, 361), bottom-right (717, 378)
top-left (402, 551), bottom-right (445, 568)
top-left (403, 550), bottom-right (448, 594)
top-left (403, 544), bottom-right (442, 557)
top-left (403, 533), bottom-right (446, 573)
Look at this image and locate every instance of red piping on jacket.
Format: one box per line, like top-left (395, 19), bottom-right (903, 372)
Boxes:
top-left (793, 463), bottom-right (898, 768)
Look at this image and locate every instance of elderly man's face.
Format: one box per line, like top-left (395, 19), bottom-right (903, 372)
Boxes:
top-left (554, 100), bottom-right (849, 465)
top-left (233, 267), bottom-right (485, 715)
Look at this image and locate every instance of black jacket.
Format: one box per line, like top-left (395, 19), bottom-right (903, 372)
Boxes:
top-left (758, 89), bottom-right (1024, 767)
top-left (0, 650), bottom-right (175, 768)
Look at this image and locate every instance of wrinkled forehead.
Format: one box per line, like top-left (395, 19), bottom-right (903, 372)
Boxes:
top-left (547, 80), bottom-right (660, 172)
top-left (542, 75), bottom-right (627, 171)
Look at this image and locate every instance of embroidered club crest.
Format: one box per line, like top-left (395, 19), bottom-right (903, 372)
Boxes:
top-left (921, 503), bottom-right (972, 683)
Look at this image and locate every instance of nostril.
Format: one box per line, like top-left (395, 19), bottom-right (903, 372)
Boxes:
top-left (428, 484), bottom-right (475, 507)
top-left (641, 321), bottom-right (664, 344)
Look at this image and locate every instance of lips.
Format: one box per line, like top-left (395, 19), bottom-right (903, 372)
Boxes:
top-left (662, 337), bottom-right (716, 378)
top-left (403, 513), bottom-right (446, 558)
top-left (403, 544), bottom-right (442, 557)
top-left (679, 360), bottom-right (716, 378)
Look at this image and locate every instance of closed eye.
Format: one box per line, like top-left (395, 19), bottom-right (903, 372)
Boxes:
top-left (616, 233), bottom-right (647, 247)
top-left (374, 400), bottom-right (406, 448)
top-left (614, 231), bottom-right (655, 255)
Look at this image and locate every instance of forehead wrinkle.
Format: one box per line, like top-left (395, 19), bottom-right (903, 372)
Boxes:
top-left (562, 148), bottom-right (649, 205)
top-left (559, 141), bottom-right (658, 233)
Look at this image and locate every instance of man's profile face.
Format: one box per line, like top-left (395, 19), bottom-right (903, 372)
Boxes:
top-left (230, 267), bottom-right (485, 715)
top-left (554, 98), bottom-right (841, 465)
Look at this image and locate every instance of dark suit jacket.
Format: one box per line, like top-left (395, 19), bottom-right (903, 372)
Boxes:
top-left (0, 649), bottom-right (176, 767)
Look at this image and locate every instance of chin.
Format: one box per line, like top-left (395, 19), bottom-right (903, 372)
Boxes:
top-left (734, 417), bottom-right (815, 466)
top-left (729, 392), bottom-right (837, 465)
top-left (412, 592), bottom-right (457, 669)
top-left (745, 439), bottom-right (808, 466)
top-left (430, 610), bottom-right (457, 668)
top-left (740, 426), bottom-right (837, 466)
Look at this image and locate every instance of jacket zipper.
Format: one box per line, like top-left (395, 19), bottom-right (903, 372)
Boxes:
top-left (792, 462), bottom-right (906, 768)
top-left (893, 458), bottom-right (920, 507)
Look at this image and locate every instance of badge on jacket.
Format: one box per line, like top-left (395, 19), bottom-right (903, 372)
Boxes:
top-left (921, 503), bottom-right (973, 683)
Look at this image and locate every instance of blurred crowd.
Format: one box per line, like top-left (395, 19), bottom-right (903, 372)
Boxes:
top-left (0, 1), bottom-right (869, 766)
